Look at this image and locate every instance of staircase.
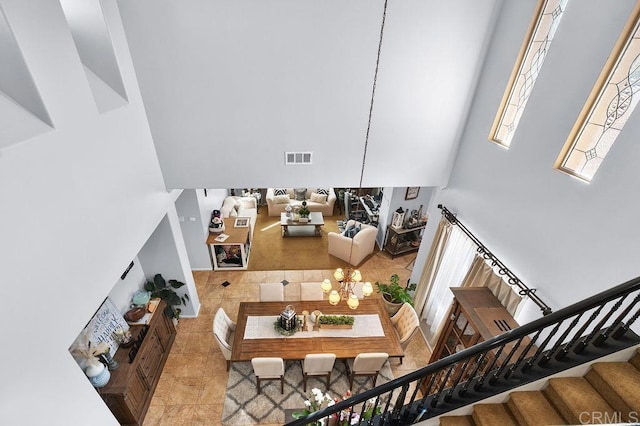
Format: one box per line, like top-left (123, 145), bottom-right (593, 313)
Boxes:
top-left (286, 276), bottom-right (640, 426)
top-left (440, 349), bottom-right (640, 425)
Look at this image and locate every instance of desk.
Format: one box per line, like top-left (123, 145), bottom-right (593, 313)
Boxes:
top-left (206, 218), bottom-right (251, 270)
top-left (359, 196), bottom-right (379, 225)
top-left (231, 298), bottom-right (403, 363)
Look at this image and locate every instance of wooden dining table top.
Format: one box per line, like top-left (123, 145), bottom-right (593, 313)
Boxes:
top-left (231, 298), bottom-right (403, 362)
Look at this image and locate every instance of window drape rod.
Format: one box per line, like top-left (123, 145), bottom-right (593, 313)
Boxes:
top-left (438, 204), bottom-right (552, 316)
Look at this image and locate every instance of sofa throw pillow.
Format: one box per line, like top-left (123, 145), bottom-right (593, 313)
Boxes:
top-left (220, 197), bottom-right (237, 218)
top-left (237, 198), bottom-right (255, 209)
top-left (346, 226), bottom-right (362, 238)
top-left (344, 224), bottom-right (356, 238)
top-left (316, 188), bottom-right (329, 196)
top-left (310, 192), bottom-right (327, 204)
top-left (273, 188), bottom-right (288, 196)
top-left (273, 194), bottom-right (290, 204)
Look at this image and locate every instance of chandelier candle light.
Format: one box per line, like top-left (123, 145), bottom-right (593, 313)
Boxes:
top-left (321, 268), bottom-right (373, 310)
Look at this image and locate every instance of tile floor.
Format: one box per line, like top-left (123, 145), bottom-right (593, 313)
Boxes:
top-left (143, 252), bottom-right (432, 425)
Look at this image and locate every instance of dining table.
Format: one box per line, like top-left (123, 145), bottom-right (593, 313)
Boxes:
top-left (231, 298), bottom-right (403, 363)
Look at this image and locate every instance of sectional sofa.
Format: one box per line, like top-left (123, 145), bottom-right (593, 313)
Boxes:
top-left (265, 188), bottom-right (337, 216)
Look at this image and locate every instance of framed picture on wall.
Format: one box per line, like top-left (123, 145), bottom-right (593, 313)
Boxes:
top-left (405, 187), bottom-right (420, 200)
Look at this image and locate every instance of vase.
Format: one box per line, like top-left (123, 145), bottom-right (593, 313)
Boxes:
top-left (85, 363), bottom-right (111, 388)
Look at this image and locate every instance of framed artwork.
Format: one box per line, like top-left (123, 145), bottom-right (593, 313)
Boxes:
top-left (234, 217), bottom-right (249, 228)
top-left (405, 187), bottom-right (420, 200)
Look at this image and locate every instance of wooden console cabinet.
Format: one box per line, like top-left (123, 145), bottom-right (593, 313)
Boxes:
top-left (423, 287), bottom-right (533, 392)
top-left (98, 300), bottom-right (176, 425)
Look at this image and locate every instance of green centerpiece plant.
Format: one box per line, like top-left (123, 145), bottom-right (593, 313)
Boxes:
top-left (298, 200), bottom-right (310, 218)
top-left (317, 315), bottom-right (355, 329)
top-left (317, 315), bottom-right (355, 326)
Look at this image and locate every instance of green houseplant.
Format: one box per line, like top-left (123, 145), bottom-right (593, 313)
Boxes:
top-left (317, 315), bottom-right (355, 326)
top-left (375, 274), bottom-right (417, 315)
top-left (298, 200), bottom-right (310, 217)
top-left (144, 273), bottom-right (189, 320)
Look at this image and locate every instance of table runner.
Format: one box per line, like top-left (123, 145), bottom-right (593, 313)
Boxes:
top-left (244, 314), bottom-right (385, 339)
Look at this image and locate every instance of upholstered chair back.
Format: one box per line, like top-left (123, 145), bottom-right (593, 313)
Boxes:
top-left (213, 307), bottom-right (236, 370)
top-left (300, 282), bottom-right (324, 301)
top-left (391, 303), bottom-right (420, 348)
top-left (351, 352), bottom-right (389, 374)
top-left (259, 282), bottom-right (284, 302)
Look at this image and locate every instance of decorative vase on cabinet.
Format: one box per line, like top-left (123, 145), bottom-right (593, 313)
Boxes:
top-left (86, 363), bottom-right (111, 388)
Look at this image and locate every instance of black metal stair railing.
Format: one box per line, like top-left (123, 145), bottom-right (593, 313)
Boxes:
top-left (286, 276), bottom-right (640, 425)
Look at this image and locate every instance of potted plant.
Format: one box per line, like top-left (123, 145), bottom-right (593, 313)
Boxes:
top-left (375, 274), bottom-right (417, 315)
top-left (144, 273), bottom-right (189, 322)
top-left (317, 315), bottom-right (355, 329)
top-left (298, 200), bottom-right (310, 222)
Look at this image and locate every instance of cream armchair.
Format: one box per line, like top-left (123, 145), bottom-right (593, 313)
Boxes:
top-left (327, 220), bottom-right (377, 266)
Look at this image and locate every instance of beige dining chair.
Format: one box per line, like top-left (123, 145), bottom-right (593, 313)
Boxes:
top-left (301, 353), bottom-right (336, 392)
top-left (213, 307), bottom-right (236, 371)
top-left (259, 282), bottom-right (284, 302)
top-left (351, 282), bottom-right (365, 299)
top-left (345, 352), bottom-right (389, 390)
top-left (390, 303), bottom-right (420, 363)
top-left (300, 282), bottom-right (324, 301)
top-left (251, 357), bottom-right (285, 394)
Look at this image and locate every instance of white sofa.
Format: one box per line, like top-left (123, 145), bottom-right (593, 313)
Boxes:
top-left (327, 220), bottom-right (377, 266)
top-left (266, 188), bottom-right (337, 217)
top-left (218, 196), bottom-right (258, 241)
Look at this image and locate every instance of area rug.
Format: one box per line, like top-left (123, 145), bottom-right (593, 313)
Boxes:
top-left (221, 359), bottom-right (394, 425)
top-left (248, 213), bottom-right (349, 271)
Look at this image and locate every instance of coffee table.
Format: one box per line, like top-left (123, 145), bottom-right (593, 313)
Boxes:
top-left (280, 212), bottom-right (324, 237)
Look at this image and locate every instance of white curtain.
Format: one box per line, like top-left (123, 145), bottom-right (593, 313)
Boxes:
top-left (414, 218), bottom-right (452, 317)
top-left (421, 225), bottom-right (476, 338)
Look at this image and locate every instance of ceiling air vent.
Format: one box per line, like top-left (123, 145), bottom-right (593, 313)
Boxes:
top-left (285, 152), bottom-right (313, 165)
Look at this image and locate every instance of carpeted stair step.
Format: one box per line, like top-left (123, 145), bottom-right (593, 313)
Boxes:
top-left (585, 361), bottom-right (640, 422)
top-left (439, 415), bottom-right (475, 426)
top-left (544, 377), bottom-right (615, 424)
top-left (629, 348), bottom-right (640, 371)
top-left (506, 391), bottom-right (566, 425)
top-left (471, 403), bottom-right (516, 426)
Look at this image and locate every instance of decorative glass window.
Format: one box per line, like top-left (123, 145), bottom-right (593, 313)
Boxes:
top-left (555, 4), bottom-right (640, 182)
top-left (490, 0), bottom-right (569, 147)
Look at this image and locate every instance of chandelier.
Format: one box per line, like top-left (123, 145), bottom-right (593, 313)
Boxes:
top-left (321, 268), bottom-right (373, 310)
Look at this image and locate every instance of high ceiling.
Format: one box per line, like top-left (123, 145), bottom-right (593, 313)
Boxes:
top-left (117, 0), bottom-right (506, 189)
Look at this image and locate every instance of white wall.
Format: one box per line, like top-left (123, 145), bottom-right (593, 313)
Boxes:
top-left (138, 210), bottom-right (201, 318)
top-left (0, 0), bottom-right (178, 424)
top-left (108, 257), bottom-right (146, 313)
top-left (176, 189), bottom-right (213, 270)
top-left (117, 0), bottom-right (501, 189)
top-left (430, 0), bottom-right (640, 312)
